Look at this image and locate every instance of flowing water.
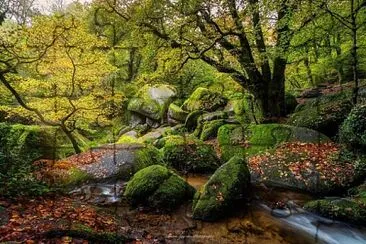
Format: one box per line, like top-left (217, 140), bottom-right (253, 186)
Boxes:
top-left (71, 175), bottom-right (366, 243)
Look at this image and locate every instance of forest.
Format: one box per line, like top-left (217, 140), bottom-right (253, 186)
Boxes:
top-left (1, 0), bottom-right (366, 243)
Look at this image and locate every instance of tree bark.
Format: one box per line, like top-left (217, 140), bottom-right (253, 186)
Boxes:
top-left (60, 124), bottom-right (81, 154)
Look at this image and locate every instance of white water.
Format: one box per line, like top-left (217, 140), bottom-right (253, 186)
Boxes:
top-left (260, 203), bottom-right (366, 244)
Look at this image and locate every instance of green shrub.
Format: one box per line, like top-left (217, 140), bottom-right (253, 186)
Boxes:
top-left (340, 104), bottom-right (366, 149)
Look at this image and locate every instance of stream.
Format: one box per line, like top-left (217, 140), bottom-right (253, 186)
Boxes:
top-left (70, 175), bottom-right (366, 243)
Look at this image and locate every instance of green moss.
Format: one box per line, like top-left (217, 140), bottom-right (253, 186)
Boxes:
top-left (116, 135), bottom-right (138, 144)
top-left (124, 165), bottom-right (195, 210)
top-left (220, 145), bottom-right (247, 162)
top-left (288, 93), bottom-right (353, 137)
top-left (182, 87), bottom-right (227, 112)
top-left (149, 174), bottom-right (195, 209)
top-left (192, 156), bottom-right (250, 221)
top-left (185, 110), bottom-right (204, 132)
top-left (63, 168), bottom-right (92, 187)
top-left (339, 104), bottom-right (366, 149)
top-left (161, 135), bottom-right (220, 173)
top-left (168, 103), bottom-right (188, 121)
top-left (200, 119), bottom-right (225, 141)
top-left (217, 124), bottom-right (330, 159)
top-left (304, 199), bottom-right (366, 224)
top-left (133, 145), bottom-right (164, 172)
top-left (124, 165), bottom-right (170, 205)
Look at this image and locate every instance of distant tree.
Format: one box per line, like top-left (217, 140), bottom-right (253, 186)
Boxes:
top-left (94, 0), bottom-right (321, 118)
top-left (320, 0), bottom-right (366, 103)
top-left (0, 12), bottom-right (115, 153)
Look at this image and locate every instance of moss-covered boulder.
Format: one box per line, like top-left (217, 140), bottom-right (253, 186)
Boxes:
top-left (217, 123), bottom-right (330, 162)
top-left (224, 92), bottom-right (263, 123)
top-left (193, 111), bottom-right (228, 140)
top-left (198, 119), bottom-right (225, 141)
top-left (182, 87), bottom-right (227, 112)
top-left (133, 145), bottom-right (164, 172)
top-left (339, 104), bottom-right (366, 149)
top-left (161, 135), bottom-right (220, 173)
top-left (168, 103), bottom-right (188, 123)
top-left (304, 198), bottom-right (366, 224)
top-left (288, 92), bottom-right (353, 137)
top-left (127, 84), bottom-right (177, 121)
top-left (192, 156), bottom-right (250, 221)
top-left (248, 142), bottom-right (355, 194)
top-left (124, 165), bottom-right (195, 210)
top-left (184, 110), bottom-right (204, 132)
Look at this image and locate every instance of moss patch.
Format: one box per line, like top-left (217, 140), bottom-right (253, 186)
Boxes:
top-left (217, 123), bottom-right (330, 161)
top-left (182, 87), bottom-right (227, 112)
top-left (124, 165), bottom-right (195, 210)
top-left (133, 145), bottom-right (164, 172)
top-left (192, 156), bottom-right (250, 221)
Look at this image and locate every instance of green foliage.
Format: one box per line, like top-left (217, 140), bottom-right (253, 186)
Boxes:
top-left (161, 135), bottom-right (220, 173)
top-left (124, 165), bottom-right (195, 210)
top-left (192, 156), bottom-right (250, 221)
top-left (340, 104), bottom-right (366, 149)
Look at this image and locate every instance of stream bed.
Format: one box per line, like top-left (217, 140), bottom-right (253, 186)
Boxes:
top-left (71, 175), bottom-right (366, 243)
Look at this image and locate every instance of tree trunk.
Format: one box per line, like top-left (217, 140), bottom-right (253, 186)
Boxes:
top-left (60, 124), bottom-right (81, 154)
top-left (351, 0), bottom-right (359, 104)
top-left (270, 57), bottom-right (287, 117)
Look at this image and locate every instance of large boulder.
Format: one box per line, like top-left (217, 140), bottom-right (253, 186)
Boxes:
top-left (339, 104), bottom-right (366, 150)
top-left (161, 135), bottom-right (220, 173)
top-left (288, 92), bottom-right (353, 137)
top-left (167, 103), bottom-right (188, 124)
top-left (217, 123), bottom-right (330, 162)
top-left (193, 111), bottom-right (228, 140)
top-left (127, 84), bottom-right (177, 122)
top-left (182, 87), bottom-right (227, 112)
top-left (248, 142), bottom-right (355, 194)
top-left (124, 165), bottom-right (195, 210)
top-left (192, 156), bottom-right (250, 221)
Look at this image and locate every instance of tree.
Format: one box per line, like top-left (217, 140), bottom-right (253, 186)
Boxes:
top-left (321, 0), bottom-right (366, 103)
top-left (94, 0), bottom-right (320, 117)
top-left (0, 11), bottom-right (115, 153)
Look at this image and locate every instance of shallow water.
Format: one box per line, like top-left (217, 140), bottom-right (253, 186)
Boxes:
top-left (71, 175), bottom-right (366, 243)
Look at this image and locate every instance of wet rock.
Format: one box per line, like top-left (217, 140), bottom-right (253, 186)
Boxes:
top-left (192, 156), bottom-right (250, 221)
top-left (124, 165), bottom-right (195, 210)
top-left (127, 84), bottom-right (177, 122)
top-left (168, 103), bottom-right (188, 123)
